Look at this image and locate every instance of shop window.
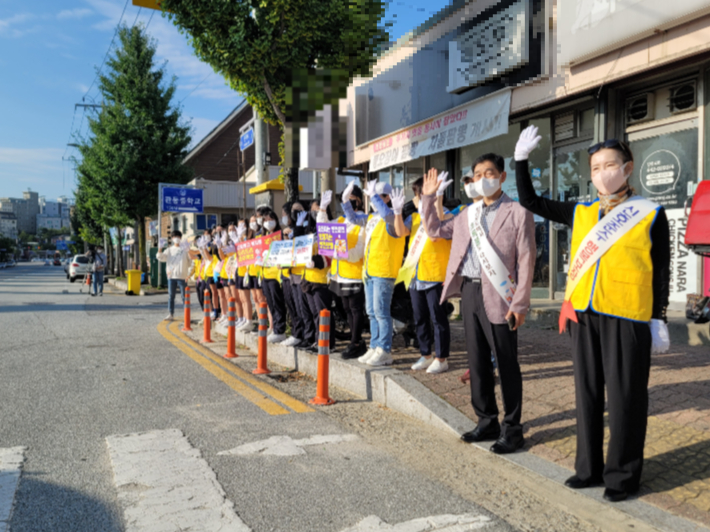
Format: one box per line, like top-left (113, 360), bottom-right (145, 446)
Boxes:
top-left (196, 214), bottom-right (218, 231)
top-left (404, 159), bottom-right (425, 201)
top-left (392, 165), bottom-right (404, 189)
top-left (221, 213), bottom-right (239, 227)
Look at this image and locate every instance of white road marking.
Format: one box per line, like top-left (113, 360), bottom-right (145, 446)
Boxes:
top-left (106, 429), bottom-right (251, 532)
top-left (217, 434), bottom-right (359, 457)
top-left (340, 514), bottom-right (493, 531)
top-left (0, 447), bottom-right (26, 532)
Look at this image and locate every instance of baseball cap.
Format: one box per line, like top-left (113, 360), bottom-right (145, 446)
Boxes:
top-left (375, 182), bottom-right (393, 196)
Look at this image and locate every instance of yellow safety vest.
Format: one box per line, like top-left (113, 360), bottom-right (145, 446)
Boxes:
top-left (205, 256), bottom-right (217, 278)
top-left (569, 200), bottom-right (658, 322)
top-left (304, 243), bottom-right (329, 284)
top-left (330, 216), bottom-right (363, 281)
top-left (193, 259), bottom-right (201, 281)
top-left (364, 216), bottom-right (406, 279)
top-left (219, 257), bottom-right (229, 279)
top-left (410, 212), bottom-right (451, 283)
top-left (237, 265), bottom-right (247, 277)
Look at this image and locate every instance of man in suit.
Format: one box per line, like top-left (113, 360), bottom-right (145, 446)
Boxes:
top-left (421, 154), bottom-right (536, 454)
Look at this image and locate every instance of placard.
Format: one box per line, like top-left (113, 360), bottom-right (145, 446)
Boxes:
top-left (264, 240), bottom-right (294, 267)
top-left (236, 231), bottom-right (282, 266)
top-left (225, 255), bottom-right (238, 279)
top-left (293, 234), bottom-right (315, 266)
top-left (317, 223), bottom-right (349, 258)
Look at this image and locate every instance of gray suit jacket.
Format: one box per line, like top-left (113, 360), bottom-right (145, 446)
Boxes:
top-left (420, 192), bottom-right (536, 324)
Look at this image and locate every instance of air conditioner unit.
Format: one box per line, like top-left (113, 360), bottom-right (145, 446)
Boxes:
top-left (670, 82), bottom-right (697, 114)
top-left (626, 93), bottom-right (655, 125)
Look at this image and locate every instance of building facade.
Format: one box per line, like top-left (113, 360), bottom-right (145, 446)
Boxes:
top-left (345, 0), bottom-right (710, 306)
top-left (0, 212), bottom-right (18, 240)
top-left (0, 191), bottom-right (40, 235)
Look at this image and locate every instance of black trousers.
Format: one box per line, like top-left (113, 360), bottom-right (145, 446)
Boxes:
top-left (196, 280), bottom-right (205, 311)
top-left (262, 278), bottom-right (286, 335)
top-left (461, 280), bottom-right (522, 440)
top-left (570, 311), bottom-right (652, 492)
top-left (283, 278), bottom-right (303, 340)
top-left (305, 284), bottom-right (334, 348)
top-left (410, 284), bottom-right (450, 358)
top-left (293, 280), bottom-right (316, 344)
top-left (341, 289), bottom-right (366, 346)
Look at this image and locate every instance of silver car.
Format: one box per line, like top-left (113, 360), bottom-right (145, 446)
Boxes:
top-left (68, 255), bottom-right (92, 283)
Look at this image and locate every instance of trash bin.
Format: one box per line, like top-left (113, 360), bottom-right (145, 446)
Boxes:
top-left (125, 269), bottom-right (142, 295)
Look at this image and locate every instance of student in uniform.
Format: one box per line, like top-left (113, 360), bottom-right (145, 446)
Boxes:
top-left (392, 176), bottom-right (453, 374)
top-left (235, 220), bottom-right (254, 330)
top-left (513, 126), bottom-right (671, 502)
top-left (214, 228), bottom-right (232, 326)
top-left (289, 201), bottom-right (316, 349)
top-left (279, 202), bottom-right (304, 346)
top-left (200, 229), bottom-right (222, 320)
top-left (246, 214), bottom-right (269, 333)
top-left (260, 209), bottom-right (288, 344)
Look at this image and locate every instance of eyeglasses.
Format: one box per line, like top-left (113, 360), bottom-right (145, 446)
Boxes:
top-left (587, 139), bottom-right (632, 160)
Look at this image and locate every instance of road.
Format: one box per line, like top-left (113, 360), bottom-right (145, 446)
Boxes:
top-left (0, 263), bottom-right (518, 532)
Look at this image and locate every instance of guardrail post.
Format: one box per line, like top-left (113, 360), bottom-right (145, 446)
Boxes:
top-left (203, 289), bottom-right (213, 344)
top-left (182, 286), bottom-right (193, 332)
top-left (224, 297), bottom-right (238, 359)
top-left (253, 302), bottom-right (271, 374)
top-left (310, 309), bottom-right (335, 405)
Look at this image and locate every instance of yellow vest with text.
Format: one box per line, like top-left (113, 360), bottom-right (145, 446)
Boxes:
top-left (304, 243), bottom-right (329, 284)
top-left (364, 216), bottom-right (406, 279)
top-left (569, 200), bottom-right (658, 322)
top-left (330, 217), bottom-right (364, 281)
top-left (410, 212), bottom-right (451, 283)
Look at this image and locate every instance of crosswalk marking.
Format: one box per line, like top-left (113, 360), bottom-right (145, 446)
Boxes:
top-left (107, 429), bottom-right (251, 532)
top-left (341, 514), bottom-right (493, 531)
top-left (0, 447), bottom-right (26, 532)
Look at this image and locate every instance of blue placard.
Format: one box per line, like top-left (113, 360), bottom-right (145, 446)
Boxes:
top-left (240, 128), bottom-right (254, 151)
top-left (161, 187), bottom-right (203, 213)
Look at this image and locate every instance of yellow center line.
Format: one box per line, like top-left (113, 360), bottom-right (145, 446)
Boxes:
top-left (168, 322), bottom-right (314, 414)
top-left (157, 321), bottom-right (290, 416)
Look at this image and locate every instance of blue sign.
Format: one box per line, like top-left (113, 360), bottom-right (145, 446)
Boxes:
top-left (56, 241), bottom-right (68, 250)
top-left (240, 128), bottom-right (254, 151)
top-left (161, 187), bottom-right (203, 214)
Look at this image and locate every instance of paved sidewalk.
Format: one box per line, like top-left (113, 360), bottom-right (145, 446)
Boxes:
top-left (391, 321), bottom-right (710, 528)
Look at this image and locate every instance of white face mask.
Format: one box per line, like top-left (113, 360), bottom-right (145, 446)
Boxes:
top-left (281, 215), bottom-right (289, 226)
top-left (256, 217), bottom-right (263, 226)
top-left (473, 177), bottom-right (501, 198)
top-left (172, 237), bottom-right (181, 245)
top-left (264, 220), bottom-right (276, 231)
top-left (250, 222), bottom-right (259, 231)
top-left (464, 182), bottom-right (482, 200)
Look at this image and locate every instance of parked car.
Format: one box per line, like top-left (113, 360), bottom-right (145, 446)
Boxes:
top-left (68, 255), bottom-right (92, 282)
top-left (6, 260), bottom-right (15, 268)
top-left (63, 258), bottom-right (71, 276)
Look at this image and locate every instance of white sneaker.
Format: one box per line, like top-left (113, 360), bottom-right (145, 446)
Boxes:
top-left (238, 320), bottom-right (252, 331)
top-left (164, 314), bottom-right (174, 322)
top-left (358, 348), bottom-right (377, 364)
top-left (210, 311), bottom-right (217, 320)
top-left (411, 356), bottom-right (434, 371)
top-left (268, 333), bottom-right (287, 344)
top-left (426, 358), bottom-right (449, 374)
top-left (367, 347), bottom-right (393, 367)
top-left (236, 318), bottom-right (247, 328)
top-left (281, 336), bottom-right (300, 346)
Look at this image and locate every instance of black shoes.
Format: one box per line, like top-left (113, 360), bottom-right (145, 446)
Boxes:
top-left (490, 435), bottom-right (525, 454)
top-left (564, 475), bottom-right (603, 489)
top-left (603, 488), bottom-right (630, 502)
top-left (341, 342), bottom-right (367, 360)
top-left (460, 425), bottom-right (501, 443)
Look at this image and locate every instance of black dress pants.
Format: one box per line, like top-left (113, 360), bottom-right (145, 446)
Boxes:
top-left (262, 278), bottom-right (286, 335)
top-left (410, 284), bottom-right (450, 358)
top-left (570, 311), bottom-right (652, 492)
top-left (283, 277), bottom-right (304, 340)
top-left (341, 289), bottom-right (366, 346)
top-left (305, 283), bottom-right (335, 348)
top-left (292, 280), bottom-right (316, 344)
top-left (461, 280), bottom-right (522, 440)
top-left (196, 280), bottom-right (205, 311)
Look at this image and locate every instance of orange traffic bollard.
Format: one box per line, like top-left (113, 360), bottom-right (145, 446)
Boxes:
top-left (224, 298), bottom-right (238, 359)
top-left (310, 309), bottom-right (335, 405)
top-left (203, 289), bottom-right (213, 344)
top-left (182, 286), bottom-right (193, 332)
top-left (253, 302), bottom-right (271, 374)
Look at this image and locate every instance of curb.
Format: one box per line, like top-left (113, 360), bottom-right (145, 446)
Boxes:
top-left (203, 320), bottom-right (708, 532)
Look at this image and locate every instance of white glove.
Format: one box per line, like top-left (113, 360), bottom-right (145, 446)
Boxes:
top-left (229, 230), bottom-right (239, 244)
top-left (179, 239), bottom-right (190, 251)
top-left (296, 211), bottom-right (308, 227)
top-left (342, 181), bottom-right (356, 203)
top-left (650, 319), bottom-right (670, 355)
top-left (514, 125), bottom-right (542, 161)
top-left (391, 188), bottom-right (406, 215)
top-left (237, 225), bottom-right (246, 238)
top-left (305, 260), bottom-right (315, 269)
top-left (364, 179), bottom-right (378, 198)
top-left (436, 171), bottom-right (453, 197)
top-left (320, 190), bottom-right (333, 210)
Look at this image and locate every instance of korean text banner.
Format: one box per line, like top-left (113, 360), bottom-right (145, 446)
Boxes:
top-left (317, 223), bottom-right (349, 258)
top-left (161, 187), bottom-right (204, 214)
top-left (264, 240), bottom-right (294, 267)
top-left (293, 234), bottom-right (314, 266)
top-left (369, 90), bottom-right (510, 173)
top-left (236, 232), bottom-right (282, 266)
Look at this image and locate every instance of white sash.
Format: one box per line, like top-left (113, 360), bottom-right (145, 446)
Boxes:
top-left (564, 196), bottom-right (659, 301)
top-left (467, 201), bottom-right (517, 307)
top-left (396, 224), bottom-right (429, 288)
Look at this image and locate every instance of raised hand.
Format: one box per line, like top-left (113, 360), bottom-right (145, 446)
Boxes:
top-left (391, 188), bottom-right (406, 215)
top-left (364, 179), bottom-right (378, 198)
top-left (514, 125), bottom-right (542, 161)
top-left (296, 210), bottom-right (308, 227)
top-left (320, 190), bottom-right (333, 211)
top-left (341, 181), bottom-right (356, 203)
top-left (422, 168), bottom-right (440, 196)
top-left (436, 171), bottom-right (453, 196)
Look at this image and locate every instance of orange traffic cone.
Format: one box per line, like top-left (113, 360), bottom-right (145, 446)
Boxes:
top-left (253, 302), bottom-right (271, 374)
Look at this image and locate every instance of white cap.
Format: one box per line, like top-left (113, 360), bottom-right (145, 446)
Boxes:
top-left (375, 182), bottom-right (393, 196)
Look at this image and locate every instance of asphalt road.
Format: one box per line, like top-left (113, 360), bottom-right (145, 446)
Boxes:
top-left (0, 263), bottom-right (514, 532)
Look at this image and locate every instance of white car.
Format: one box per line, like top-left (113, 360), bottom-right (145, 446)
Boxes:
top-left (68, 255), bottom-right (92, 282)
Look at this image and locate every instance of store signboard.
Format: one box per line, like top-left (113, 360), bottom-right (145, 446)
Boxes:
top-left (558, 0), bottom-right (710, 66)
top-left (369, 90), bottom-right (511, 173)
top-left (448, 0), bottom-right (529, 93)
top-left (666, 208), bottom-right (699, 304)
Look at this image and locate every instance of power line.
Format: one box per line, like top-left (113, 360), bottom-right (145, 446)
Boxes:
top-left (180, 72), bottom-right (212, 103)
top-left (146, 10), bottom-right (155, 29)
top-left (131, 6), bottom-right (142, 27)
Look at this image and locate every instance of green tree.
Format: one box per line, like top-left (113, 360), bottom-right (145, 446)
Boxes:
top-left (75, 24), bottom-right (192, 273)
top-left (0, 236), bottom-right (17, 262)
top-left (160, 0), bottom-right (387, 200)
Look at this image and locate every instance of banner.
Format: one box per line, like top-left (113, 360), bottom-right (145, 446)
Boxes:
top-left (161, 186), bottom-right (203, 214)
top-left (225, 256), bottom-right (238, 279)
top-left (264, 240), bottom-right (294, 267)
top-left (236, 231), bottom-right (282, 266)
top-left (293, 234), bottom-right (314, 266)
top-left (369, 90), bottom-right (510, 172)
top-left (317, 223), bottom-right (349, 258)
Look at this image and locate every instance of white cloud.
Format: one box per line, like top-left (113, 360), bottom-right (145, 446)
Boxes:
top-left (187, 117), bottom-right (220, 147)
top-left (77, 82), bottom-right (90, 93)
top-left (57, 8), bottom-right (93, 21)
top-left (0, 13), bottom-right (34, 38)
top-left (0, 148), bottom-right (66, 195)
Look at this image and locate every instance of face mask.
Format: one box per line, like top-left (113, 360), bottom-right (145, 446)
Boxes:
top-left (172, 238), bottom-right (181, 245)
top-left (281, 215), bottom-right (289, 226)
top-left (250, 222), bottom-right (259, 231)
top-left (264, 220), bottom-right (276, 231)
top-left (592, 163), bottom-right (629, 196)
top-left (256, 217), bottom-right (263, 226)
top-left (464, 182), bottom-right (482, 200)
top-left (473, 177), bottom-right (501, 198)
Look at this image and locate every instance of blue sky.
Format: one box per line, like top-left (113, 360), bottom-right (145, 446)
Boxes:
top-left (0, 0), bottom-right (442, 203)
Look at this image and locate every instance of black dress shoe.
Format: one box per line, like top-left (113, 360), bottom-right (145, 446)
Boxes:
top-left (490, 435), bottom-right (524, 454)
top-left (603, 488), bottom-right (628, 502)
top-left (460, 425), bottom-right (501, 443)
top-left (564, 475), bottom-right (603, 489)
top-left (295, 340), bottom-right (311, 349)
top-left (342, 343), bottom-right (367, 360)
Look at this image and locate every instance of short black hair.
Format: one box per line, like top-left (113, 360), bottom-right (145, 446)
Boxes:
top-left (472, 153), bottom-right (505, 173)
top-left (171, 230), bottom-right (182, 238)
top-left (411, 176), bottom-right (424, 196)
